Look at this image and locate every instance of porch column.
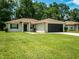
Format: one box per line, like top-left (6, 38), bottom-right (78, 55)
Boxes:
top-left (63, 24), bottom-right (65, 32)
top-left (22, 23), bottom-right (24, 32)
top-left (73, 26), bottom-right (75, 30)
top-left (76, 25), bottom-right (78, 31)
top-left (44, 23), bottom-right (48, 33)
top-left (6, 23), bottom-right (9, 29)
top-left (8, 24), bottom-right (10, 31)
top-left (28, 23), bottom-right (31, 32)
top-left (67, 26), bottom-right (70, 31)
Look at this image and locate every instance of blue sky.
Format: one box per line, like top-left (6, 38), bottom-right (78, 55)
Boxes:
top-left (32, 0), bottom-right (79, 9)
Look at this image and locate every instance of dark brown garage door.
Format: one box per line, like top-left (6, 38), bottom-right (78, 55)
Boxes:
top-left (48, 24), bottom-right (63, 32)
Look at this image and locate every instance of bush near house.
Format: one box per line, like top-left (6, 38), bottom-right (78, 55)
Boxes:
top-left (4, 28), bottom-right (8, 32)
top-left (64, 27), bottom-right (68, 32)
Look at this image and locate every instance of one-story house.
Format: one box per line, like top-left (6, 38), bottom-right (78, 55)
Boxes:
top-left (5, 18), bottom-right (65, 32)
top-left (35, 18), bottom-right (65, 32)
top-left (5, 18), bottom-right (38, 32)
top-left (65, 21), bottom-right (79, 31)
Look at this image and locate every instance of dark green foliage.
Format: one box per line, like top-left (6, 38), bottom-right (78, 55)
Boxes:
top-left (4, 27), bottom-right (8, 32)
top-left (32, 2), bottom-right (48, 20)
top-left (16, 0), bottom-right (34, 18)
top-left (0, 0), bottom-right (79, 30)
top-left (70, 8), bottom-right (79, 22)
top-left (0, 0), bottom-right (14, 30)
top-left (64, 27), bottom-right (68, 32)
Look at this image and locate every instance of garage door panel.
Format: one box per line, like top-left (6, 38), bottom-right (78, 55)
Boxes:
top-left (48, 24), bottom-right (63, 32)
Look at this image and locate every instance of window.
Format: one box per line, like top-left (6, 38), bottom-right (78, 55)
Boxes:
top-left (70, 27), bottom-right (73, 29)
top-left (10, 24), bottom-right (18, 29)
top-left (70, 26), bottom-right (74, 30)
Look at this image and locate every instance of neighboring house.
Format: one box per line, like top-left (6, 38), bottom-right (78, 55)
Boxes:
top-left (65, 21), bottom-right (79, 31)
top-left (5, 18), bottom-right (38, 32)
top-left (5, 18), bottom-right (65, 32)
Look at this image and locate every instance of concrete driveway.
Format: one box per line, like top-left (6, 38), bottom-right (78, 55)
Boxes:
top-left (27, 32), bottom-right (79, 36)
top-left (53, 32), bottom-right (79, 36)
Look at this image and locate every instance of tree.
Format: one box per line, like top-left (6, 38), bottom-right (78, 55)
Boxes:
top-left (48, 2), bottom-right (60, 20)
top-left (16, 0), bottom-right (34, 18)
top-left (32, 2), bottom-right (48, 20)
top-left (0, 0), bottom-right (13, 30)
top-left (70, 8), bottom-right (79, 22)
top-left (59, 3), bottom-right (70, 20)
top-left (0, 0), bottom-right (79, 30)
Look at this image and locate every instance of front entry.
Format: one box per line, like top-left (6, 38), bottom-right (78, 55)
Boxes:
top-left (30, 25), bottom-right (36, 32)
top-left (24, 24), bottom-right (27, 31)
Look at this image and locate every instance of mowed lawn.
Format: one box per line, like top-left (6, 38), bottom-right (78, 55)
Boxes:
top-left (0, 32), bottom-right (79, 59)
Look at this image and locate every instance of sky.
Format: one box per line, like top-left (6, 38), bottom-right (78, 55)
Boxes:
top-left (32, 0), bottom-right (79, 9)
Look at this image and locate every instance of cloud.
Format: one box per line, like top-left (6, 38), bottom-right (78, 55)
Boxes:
top-left (32, 0), bottom-right (36, 2)
top-left (73, 0), bottom-right (79, 5)
top-left (66, 0), bottom-right (79, 5)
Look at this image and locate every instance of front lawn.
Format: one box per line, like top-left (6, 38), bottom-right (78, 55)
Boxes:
top-left (67, 31), bottom-right (79, 33)
top-left (0, 31), bottom-right (79, 59)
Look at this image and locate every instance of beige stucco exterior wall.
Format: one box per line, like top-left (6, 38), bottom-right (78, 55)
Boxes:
top-left (67, 25), bottom-right (75, 31)
top-left (76, 25), bottom-right (79, 31)
top-left (6, 23), bottom-right (31, 32)
top-left (6, 23), bottom-right (65, 32)
top-left (27, 23), bottom-right (31, 32)
top-left (7, 23), bottom-right (23, 32)
top-left (36, 23), bottom-right (47, 33)
top-left (36, 23), bottom-right (64, 33)
top-left (45, 23), bottom-right (48, 32)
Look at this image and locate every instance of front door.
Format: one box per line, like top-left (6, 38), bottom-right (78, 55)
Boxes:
top-left (30, 25), bottom-right (36, 32)
top-left (24, 24), bottom-right (27, 31)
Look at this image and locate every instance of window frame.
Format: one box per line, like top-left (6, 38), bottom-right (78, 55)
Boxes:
top-left (10, 24), bottom-right (18, 29)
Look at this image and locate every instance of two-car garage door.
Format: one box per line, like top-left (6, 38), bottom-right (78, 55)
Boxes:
top-left (48, 24), bottom-right (63, 32)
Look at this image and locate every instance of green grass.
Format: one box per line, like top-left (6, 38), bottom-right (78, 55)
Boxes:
top-left (0, 31), bottom-right (79, 59)
top-left (67, 31), bottom-right (79, 33)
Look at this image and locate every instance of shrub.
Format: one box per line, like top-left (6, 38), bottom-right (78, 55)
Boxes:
top-left (4, 28), bottom-right (8, 32)
top-left (64, 27), bottom-right (68, 32)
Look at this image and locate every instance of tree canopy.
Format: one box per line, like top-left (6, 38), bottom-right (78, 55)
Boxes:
top-left (0, 0), bottom-right (79, 30)
top-left (0, 0), bottom-right (14, 30)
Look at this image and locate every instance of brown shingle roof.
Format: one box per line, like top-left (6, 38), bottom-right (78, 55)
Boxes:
top-left (5, 18), bottom-right (38, 24)
top-left (65, 21), bottom-right (79, 25)
top-left (35, 18), bottom-right (64, 24)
